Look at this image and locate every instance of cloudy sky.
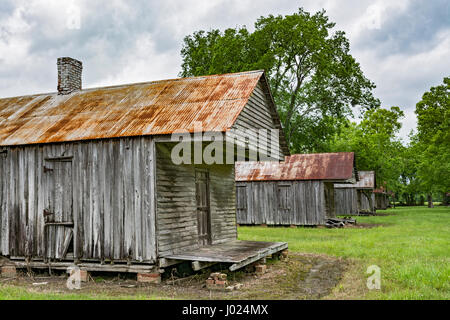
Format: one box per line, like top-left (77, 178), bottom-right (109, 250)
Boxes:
top-left (0, 0), bottom-right (449, 141)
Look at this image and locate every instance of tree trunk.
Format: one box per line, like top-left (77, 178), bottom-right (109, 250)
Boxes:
top-left (406, 194), bottom-right (415, 206)
top-left (427, 194), bottom-right (434, 208)
top-left (419, 195), bottom-right (425, 206)
top-left (361, 190), bottom-right (374, 213)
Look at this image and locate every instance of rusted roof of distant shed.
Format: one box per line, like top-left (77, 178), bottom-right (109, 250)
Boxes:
top-left (235, 152), bottom-right (357, 182)
top-left (0, 70), bottom-right (267, 146)
top-left (334, 171), bottom-right (375, 189)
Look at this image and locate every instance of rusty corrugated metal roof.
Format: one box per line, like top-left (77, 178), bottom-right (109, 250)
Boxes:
top-left (334, 171), bottom-right (375, 189)
top-left (0, 70), bottom-right (264, 146)
top-left (235, 152), bottom-right (356, 182)
top-left (373, 188), bottom-right (387, 194)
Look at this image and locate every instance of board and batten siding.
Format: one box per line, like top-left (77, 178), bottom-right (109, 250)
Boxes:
top-left (335, 188), bottom-right (375, 214)
top-left (0, 137), bottom-right (157, 262)
top-left (155, 143), bottom-right (237, 257)
top-left (324, 182), bottom-right (336, 219)
top-left (236, 180), bottom-right (327, 226)
top-left (231, 82), bottom-right (285, 161)
top-left (361, 192), bottom-right (375, 212)
top-left (335, 188), bottom-right (358, 215)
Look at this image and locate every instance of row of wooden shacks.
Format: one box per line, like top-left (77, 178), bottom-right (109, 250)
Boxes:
top-left (235, 160), bottom-right (389, 226)
top-left (0, 58), bottom-right (387, 276)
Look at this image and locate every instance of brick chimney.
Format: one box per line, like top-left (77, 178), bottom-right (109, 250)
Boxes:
top-left (57, 57), bottom-right (82, 95)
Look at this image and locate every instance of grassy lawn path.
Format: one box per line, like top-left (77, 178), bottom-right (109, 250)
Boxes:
top-left (239, 206), bottom-right (450, 299)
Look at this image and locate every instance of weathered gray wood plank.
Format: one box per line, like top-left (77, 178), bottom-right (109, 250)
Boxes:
top-left (236, 180), bottom-right (331, 226)
top-left (0, 137), bottom-right (157, 263)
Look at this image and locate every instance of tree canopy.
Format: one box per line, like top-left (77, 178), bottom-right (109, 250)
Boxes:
top-left (414, 77), bottom-right (450, 194)
top-left (328, 107), bottom-right (405, 191)
top-left (180, 8), bottom-right (380, 153)
top-left (179, 8), bottom-right (448, 205)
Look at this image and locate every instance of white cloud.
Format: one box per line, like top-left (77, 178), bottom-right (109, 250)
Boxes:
top-left (89, 33), bottom-right (181, 87)
top-left (0, 6), bottom-right (31, 66)
top-left (354, 0), bottom-right (409, 33)
top-left (355, 28), bottom-right (450, 140)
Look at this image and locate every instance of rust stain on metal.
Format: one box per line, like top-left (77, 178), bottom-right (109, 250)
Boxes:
top-left (235, 152), bottom-right (356, 181)
top-left (334, 171), bottom-right (375, 189)
top-left (0, 71), bottom-right (263, 146)
top-left (373, 188), bottom-right (386, 194)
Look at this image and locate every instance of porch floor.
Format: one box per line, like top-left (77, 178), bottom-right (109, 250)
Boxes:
top-left (162, 240), bottom-right (288, 271)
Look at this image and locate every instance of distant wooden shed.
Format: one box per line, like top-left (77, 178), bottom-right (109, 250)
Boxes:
top-left (373, 189), bottom-right (389, 210)
top-left (334, 171), bottom-right (376, 215)
top-left (0, 58), bottom-right (289, 274)
top-left (235, 153), bottom-right (358, 226)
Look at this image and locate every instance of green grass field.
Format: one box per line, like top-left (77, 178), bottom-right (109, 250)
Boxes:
top-left (0, 287), bottom-right (149, 300)
top-left (239, 206), bottom-right (450, 299)
top-left (1, 206), bottom-right (449, 300)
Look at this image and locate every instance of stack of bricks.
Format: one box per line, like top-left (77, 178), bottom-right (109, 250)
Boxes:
top-left (57, 57), bottom-right (82, 95)
top-left (206, 272), bottom-right (227, 290)
top-left (255, 264), bottom-right (267, 275)
top-left (281, 249), bottom-right (289, 261)
top-left (1, 265), bottom-right (17, 278)
top-left (67, 268), bottom-right (89, 282)
top-left (137, 272), bottom-right (161, 284)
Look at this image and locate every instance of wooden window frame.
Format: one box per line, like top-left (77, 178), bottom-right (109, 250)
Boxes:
top-left (277, 184), bottom-right (292, 210)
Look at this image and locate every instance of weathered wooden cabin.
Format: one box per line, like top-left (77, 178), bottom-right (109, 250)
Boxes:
top-left (235, 153), bottom-right (358, 226)
top-left (373, 189), bottom-right (389, 210)
top-left (334, 171), bottom-right (376, 215)
top-left (0, 57), bottom-right (289, 275)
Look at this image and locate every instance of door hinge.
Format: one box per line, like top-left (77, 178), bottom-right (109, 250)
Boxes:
top-left (43, 209), bottom-right (54, 217)
top-left (43, 166), bottom-right (53, 173)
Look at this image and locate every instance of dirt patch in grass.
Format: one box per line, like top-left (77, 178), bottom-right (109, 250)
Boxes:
top-left (326, 259), bottom-right (369, 300)
top-left (0, 253), bottom-right (349, 300)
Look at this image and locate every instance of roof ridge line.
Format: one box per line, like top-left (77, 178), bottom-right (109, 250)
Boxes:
top-left (0, 70), bottom-right (265, 100)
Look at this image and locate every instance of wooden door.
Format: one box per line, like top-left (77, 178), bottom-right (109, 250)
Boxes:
top-left (195, 170), bottom-right (211, 246)
top-left (44, 157), bottom-right (74, 260)
top-left (324, 183), bottom-right (336, 218)
top-left (236, 185), bottom-right (248, 224)
top-left (277, 184), bottom-right (292, 224)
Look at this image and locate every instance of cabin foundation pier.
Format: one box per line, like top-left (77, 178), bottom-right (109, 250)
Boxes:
top-left (67, 268), bottom-right (89, 282)
top-left (1, 265), bottom-right (17, 278)
top-left (137, 272), bottom-right (161, 284)
top-left (255, 264), bottom-right (267, 275)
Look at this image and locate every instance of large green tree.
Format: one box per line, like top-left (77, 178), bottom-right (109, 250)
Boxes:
top-left (180, 8), bottom-right (379, 153)
top-left (398, 134), bottom-right (422, 205)
top-left (414, 77), bottom-right (450, 206)
top-left (328, 107), bottom-right (405, 192)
